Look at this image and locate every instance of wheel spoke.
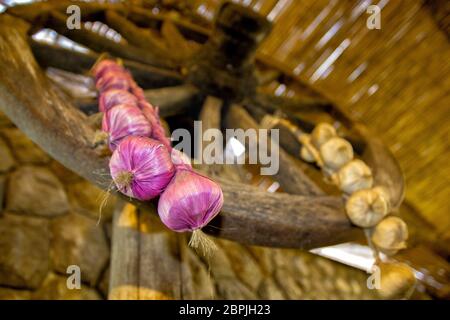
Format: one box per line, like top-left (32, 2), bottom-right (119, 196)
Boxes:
top-left (161, 19), bottom-right (199, 62)
top-left (225, 104), bottom-right (323, 196)
top-left (144, 85), bottom-right (201, 117)
top-left (45, 11), bottom-right (175, 69)
top-left (30, 39), bottom-right (183, 89)
top-left (104, 10), bottom-right (172, 62)
top-left (252, 91), bottom-right (331, 114)
top-left (197, 96), bottom-right (223, 176)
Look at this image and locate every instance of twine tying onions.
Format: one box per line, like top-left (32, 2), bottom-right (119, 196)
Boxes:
top-left (92, 59), bottom-right (223, 255)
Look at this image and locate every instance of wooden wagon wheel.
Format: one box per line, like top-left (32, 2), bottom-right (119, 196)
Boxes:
top-left (0, 1), bottom-right (404, 253)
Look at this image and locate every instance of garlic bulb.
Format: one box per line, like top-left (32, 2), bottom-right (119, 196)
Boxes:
top-left (320, 137), bottom-right (354, 170)
top-left (311, 123), bottom-right (336, 148)
top-left (377, 262), bottom-right (416, 299)
top-left (345, 188), bottom-right (389, 227)
top-left (372, 186), bottom-right (392, 212)
top-left (337, 159), bottom-right (373, 194)
top-left (300, 146), bottom-right (316, 163)
top-left (299, 134), bottom-right (320, 163)
top-left (372, 216), bottom-right (408, 256)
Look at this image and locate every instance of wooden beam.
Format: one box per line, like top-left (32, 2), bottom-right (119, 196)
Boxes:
top-left (144, 85), bottom-right (201, 117)
top-left (255, 69), bottom-right (281, 86)
top-left (252, 92), bottom-right (331, 114)
top-left (206, 178), bottom-right (362, 248)
top-left (161, 19), bottom-right (195, 62)
top-left (74, 85), bottom-right (200, 116)
top-left (225, 104), bottom-right (323, 196)
top-left (356, 124), bottom-right (405, 209)
top-left (109, 202), bottom-right (140, 299)
top-left (104, 10), bottom-right (172, 62)
top-left (127, 6), bottom-right (210, 43)
top-left (6, 1), bottom-right (125, 24)
top-left (46, 11), bottom-right (175, 69)
top-left (30, 40), bottom-right (183, 89)
top-left (7, 1), bottom-right (210, 44)
top-left (109, 202), bottom-right (191, 299)
top-left (197, 96), bottom-right (223, 175)
top-left (138, 208), bottom-right (189, 299)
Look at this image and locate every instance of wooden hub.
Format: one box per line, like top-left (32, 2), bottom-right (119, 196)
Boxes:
top-left (187, 2), bottom-right (272, 102)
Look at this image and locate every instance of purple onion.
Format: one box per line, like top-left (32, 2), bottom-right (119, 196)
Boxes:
top-left (96, 70), bottom-right (131, 92)
top-left (130, 84), bottom-right (146, 101)
top-left (140, 101), bottom-right (172, 150)
top-left (92, 60), bottom-right (123, 81)
top-left (102, 104), bottom-right (152, 151)
top-left (158, 169), bottom-right (224, 232)
top-left (171, 149), bottom-right (192, 170)
top-left (99, 89), bottom-right (138, 112)
top-left (109, 136), bottom-right (175, 201)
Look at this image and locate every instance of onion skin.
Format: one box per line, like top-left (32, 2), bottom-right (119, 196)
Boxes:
top-left (99, 89), bottom-right (138, 112)
top-left (158, 169), bottom-right (224, 232)
top-left (92, 60), bottom-right (123, 81)
top-left (170, 149), bottom-right (192, 170)
top-left (139, 101), bottom-right (172, 150)
top-left (96, 70), bottom-right (131, 92)
top-left (109, 136), bottom-right (175, 201)
top-left (130, 84), bottom-right (146, 101)
top-left (102, 104), bottom-right (152, 151)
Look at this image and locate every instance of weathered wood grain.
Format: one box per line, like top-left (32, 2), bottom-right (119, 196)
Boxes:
top-left (138, 209), bottom-right (186, 299)
top-left (145, 85), bottom-right (201, 117)
top-left (356, 124), bottom-right (405, 209)
top-left (109, 202), bottom-right (190, 300)
top-left (109, 202), bottom-right (140, 300)
top-left (6, 1), bottom-right (125, 23)
top-left (74, 85), bottom-right (200, 116)
top-left (30, 40), bottom-right (183, 89)
top-left (161, 19), bottom-right (196, 62)
top-left (104, 10), bottom-right (171, 62)
top-left (197, 96), bottom-right (223, 175)
top-left (225, 104), bottom-right (323, 196)
top-left (206, 178), bottom-right (361, 248)
top-left (46, 11), bottom-right (175, 69)
top-left (252, 92), bottom-right (331, 114)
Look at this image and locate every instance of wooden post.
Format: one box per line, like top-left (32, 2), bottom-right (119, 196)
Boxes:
top-left (109, 202), bottom-right (193, 300)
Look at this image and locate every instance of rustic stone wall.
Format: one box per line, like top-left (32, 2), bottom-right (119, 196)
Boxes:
top-left (0, 110), bottom-right (109, 299)
top-left (188, 238), bottom-right (378, 299)
top-left (0, 110), bottom-right (377, 300)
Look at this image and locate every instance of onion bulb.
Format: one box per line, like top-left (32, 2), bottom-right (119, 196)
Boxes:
top-left (102, 104), bottom-right (152, 151)
top-left (109, 136), bottom-right (175, 201)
